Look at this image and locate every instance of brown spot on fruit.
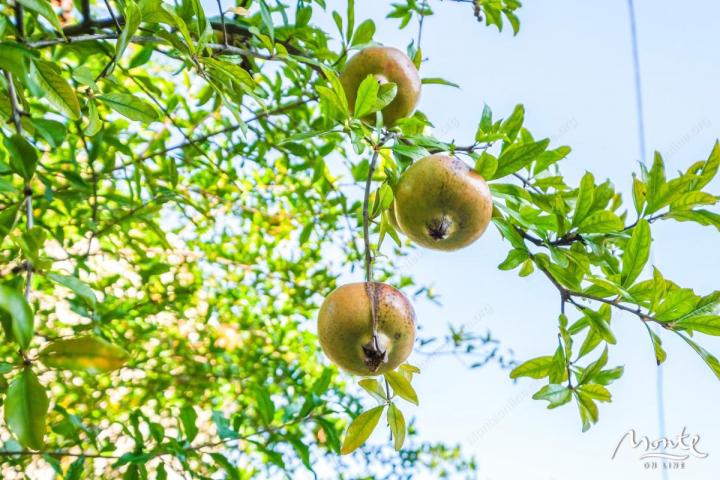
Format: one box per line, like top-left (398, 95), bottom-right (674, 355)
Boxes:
top-left (339, 46), bottom-right (421, 126)
top-left (317, 282), bottom-right (416, 376)
top-left (394, 154), bottom-right (493, 251)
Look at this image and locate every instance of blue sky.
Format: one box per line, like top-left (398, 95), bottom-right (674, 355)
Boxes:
top-left (337, 1), bottom-right (720, 479)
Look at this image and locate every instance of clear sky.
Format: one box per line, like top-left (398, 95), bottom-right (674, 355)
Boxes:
top-left (341, 1), bottom-right (720, 479)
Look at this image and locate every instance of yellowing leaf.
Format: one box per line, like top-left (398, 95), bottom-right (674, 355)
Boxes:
top-left (340, 405), bottom-right (384, 455)
top-left (384, 370), bottom-right (418, 405)
top-left (40, 336), bottom-right (129, 373)
top-left (387, 402), bottom-right (406, 451)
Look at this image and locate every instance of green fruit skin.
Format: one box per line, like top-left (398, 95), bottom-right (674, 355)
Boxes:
top-left (394, 154), bottom-right (493, 251)
top-left (317, 282), bottom-right (416, 376)
top-left (340, 46), bottom-right (421, 126)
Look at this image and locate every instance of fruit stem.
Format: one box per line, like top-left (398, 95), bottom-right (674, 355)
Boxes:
top-left (361, 132), bottom-right (395, 351)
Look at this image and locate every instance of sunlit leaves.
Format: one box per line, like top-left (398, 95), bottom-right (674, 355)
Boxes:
top-left (494, 138), bottom-right (549, 179)
top-left (97, 93), bottom-right (160, 123)
top-left (47, 273), bottom-right (97, 308)
top-left (509, 355), bottom-right (553, 379)
top-left (387, 403), bottom-right (406, 451)
top-left (532, 384), bottom-right (571, 409)
top-left (0, 284), bottom-right (34, 350)
top-left (620, 219), bottom-right (650, 287)
top-left (354, 75), bottom-right (379, 118)
top-left (30, 60), bottom-right (80, 120)
top-left (571, 172), bottom-right (594, 228)
top-left (116, 1), bottom-right (143, 63)
top-left (677, 332), bottom-right (720, 380)
top-left (40, 337), bottom-right (129, 373)
top-left (340, 405), bottom-right (384, 455)
top-left (351, 19), bottom-right (376, 46)
top-left (179, 406), bottom-right (199, 443)
top-left (384, 370), bottom-right (419, 405)
top-left (17, 0), bottom-right (64, 34)
top-left (3, 133), bottom-right (38, 181)
top-left (576, 211), bottom-right (623, 234)
top-left (4, 367), bottom-right (48, 450)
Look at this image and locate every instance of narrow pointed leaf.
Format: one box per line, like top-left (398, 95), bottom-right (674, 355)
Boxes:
top-left (384, 370), bottom-right (418, 405)
top-left (0, 284), bottom-right (34, 349)
top-left (31, 61), bottom-right (80, 120)
top-left (340, 405), bottom-right (384, 455)
top-left (387, 402), bottom-right (406, 451)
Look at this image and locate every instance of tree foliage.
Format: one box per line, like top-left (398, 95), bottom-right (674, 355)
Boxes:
top-left (0, 0), bottom-right (718, 478)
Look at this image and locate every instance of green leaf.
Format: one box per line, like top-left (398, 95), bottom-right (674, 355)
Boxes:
top-left (253, 386), bottom-right (275, 424)
top-left (645, 324), bottom-right (667, 365)
top-left (358, 378), bottom-right (387, 403)
top-left (492, 218), bottom-right (526, 249)
top-left (85, 99), bottom-right (102, 136)
top-left (477, 104), bottom-right (493, 136)
top-left (351, 19), bottom-right (375, 45)
top-left (4, 367), bottom-right (48, 450)
top-left (3, 133), bottom-right (38, 181)
top-left (97, 93), bottom-right (160, 123)
top-left (583, 306), bottom-right (616, 344)
top-left (532, 384), bottom-right (572, 409)
top-left (595, 366), bottom-right (624, 385)
top-left (39, 337), bottom-right (129, 373)
top-left (620, 219), bottom-right (651, 287)
top-left (677, 332), bottom-right (720, 380)
top-left (340, 405), bottom-right (384, 455)
top-left (693, 141), bottom-right (720, 190)
top-left (670, 191), bottom-right (717, 210)
top-left (31, 60), bottom-right (81, 120)
top-left (645, 152), bottom-right (667, 213)
top-left (387, 402), bottom-right (406, 451)
top-left (257, 0), bottom-right (275, 42)
top-left (632, 174), bottom-right (646, 215)
top-left (510, 355), bottom-right (553, 379)
top-left (578, 347), bottom-right (608, 385)
top-left (575, 390), bottom-right (599, 432)
top-left (654, 288), bottom-right (699, 321)
top-left (676, 315), bottom-right (720, 336)
top-left (116, 1), bottom-right (143, 63)
top-left (498, 248), bottom-right (529, 271)
top-left (47, 273), bottom-right (97, 307)
top-left (421, 77), bottom-right (460, 88)
top-left (0, 284), bottom-right (34, 349)
top-left (384, 370), bottom-right (418, 405)
top-left (354, 74), bottom-right (379, 118)
top-left (475, 152), bottom-right (498, 179)
top-left (495, 138), bottom-right (549, 179)
top-left (577, 384), bottom-right (611, 402)
top-left (29, 118), bottom-right (67, 148)
top-left (571, 172), bottom-right (595, 227)
top-left (17, 0), bottom-right (64, 34)
top-left (179, 406), bottom-right (198, 443)
top-left (501, 104), bottom-right (524, 141)
top-left (576, 211), bottom-right (623, 234)
top-left (375, 82), bottom-right (397, 112)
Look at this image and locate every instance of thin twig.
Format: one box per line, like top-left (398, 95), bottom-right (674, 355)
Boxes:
top-left (14, 2), bottom-right (24, 41)
top-left (102, 0), bottom-right (122, 33)
top-left (216, 0), bottom-right (229, 47)
top-left (3, 70), bottom-right (33, 300)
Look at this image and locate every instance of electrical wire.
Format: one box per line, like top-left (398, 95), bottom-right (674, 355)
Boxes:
top-left (626, 2), bottom-right (668, 479)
